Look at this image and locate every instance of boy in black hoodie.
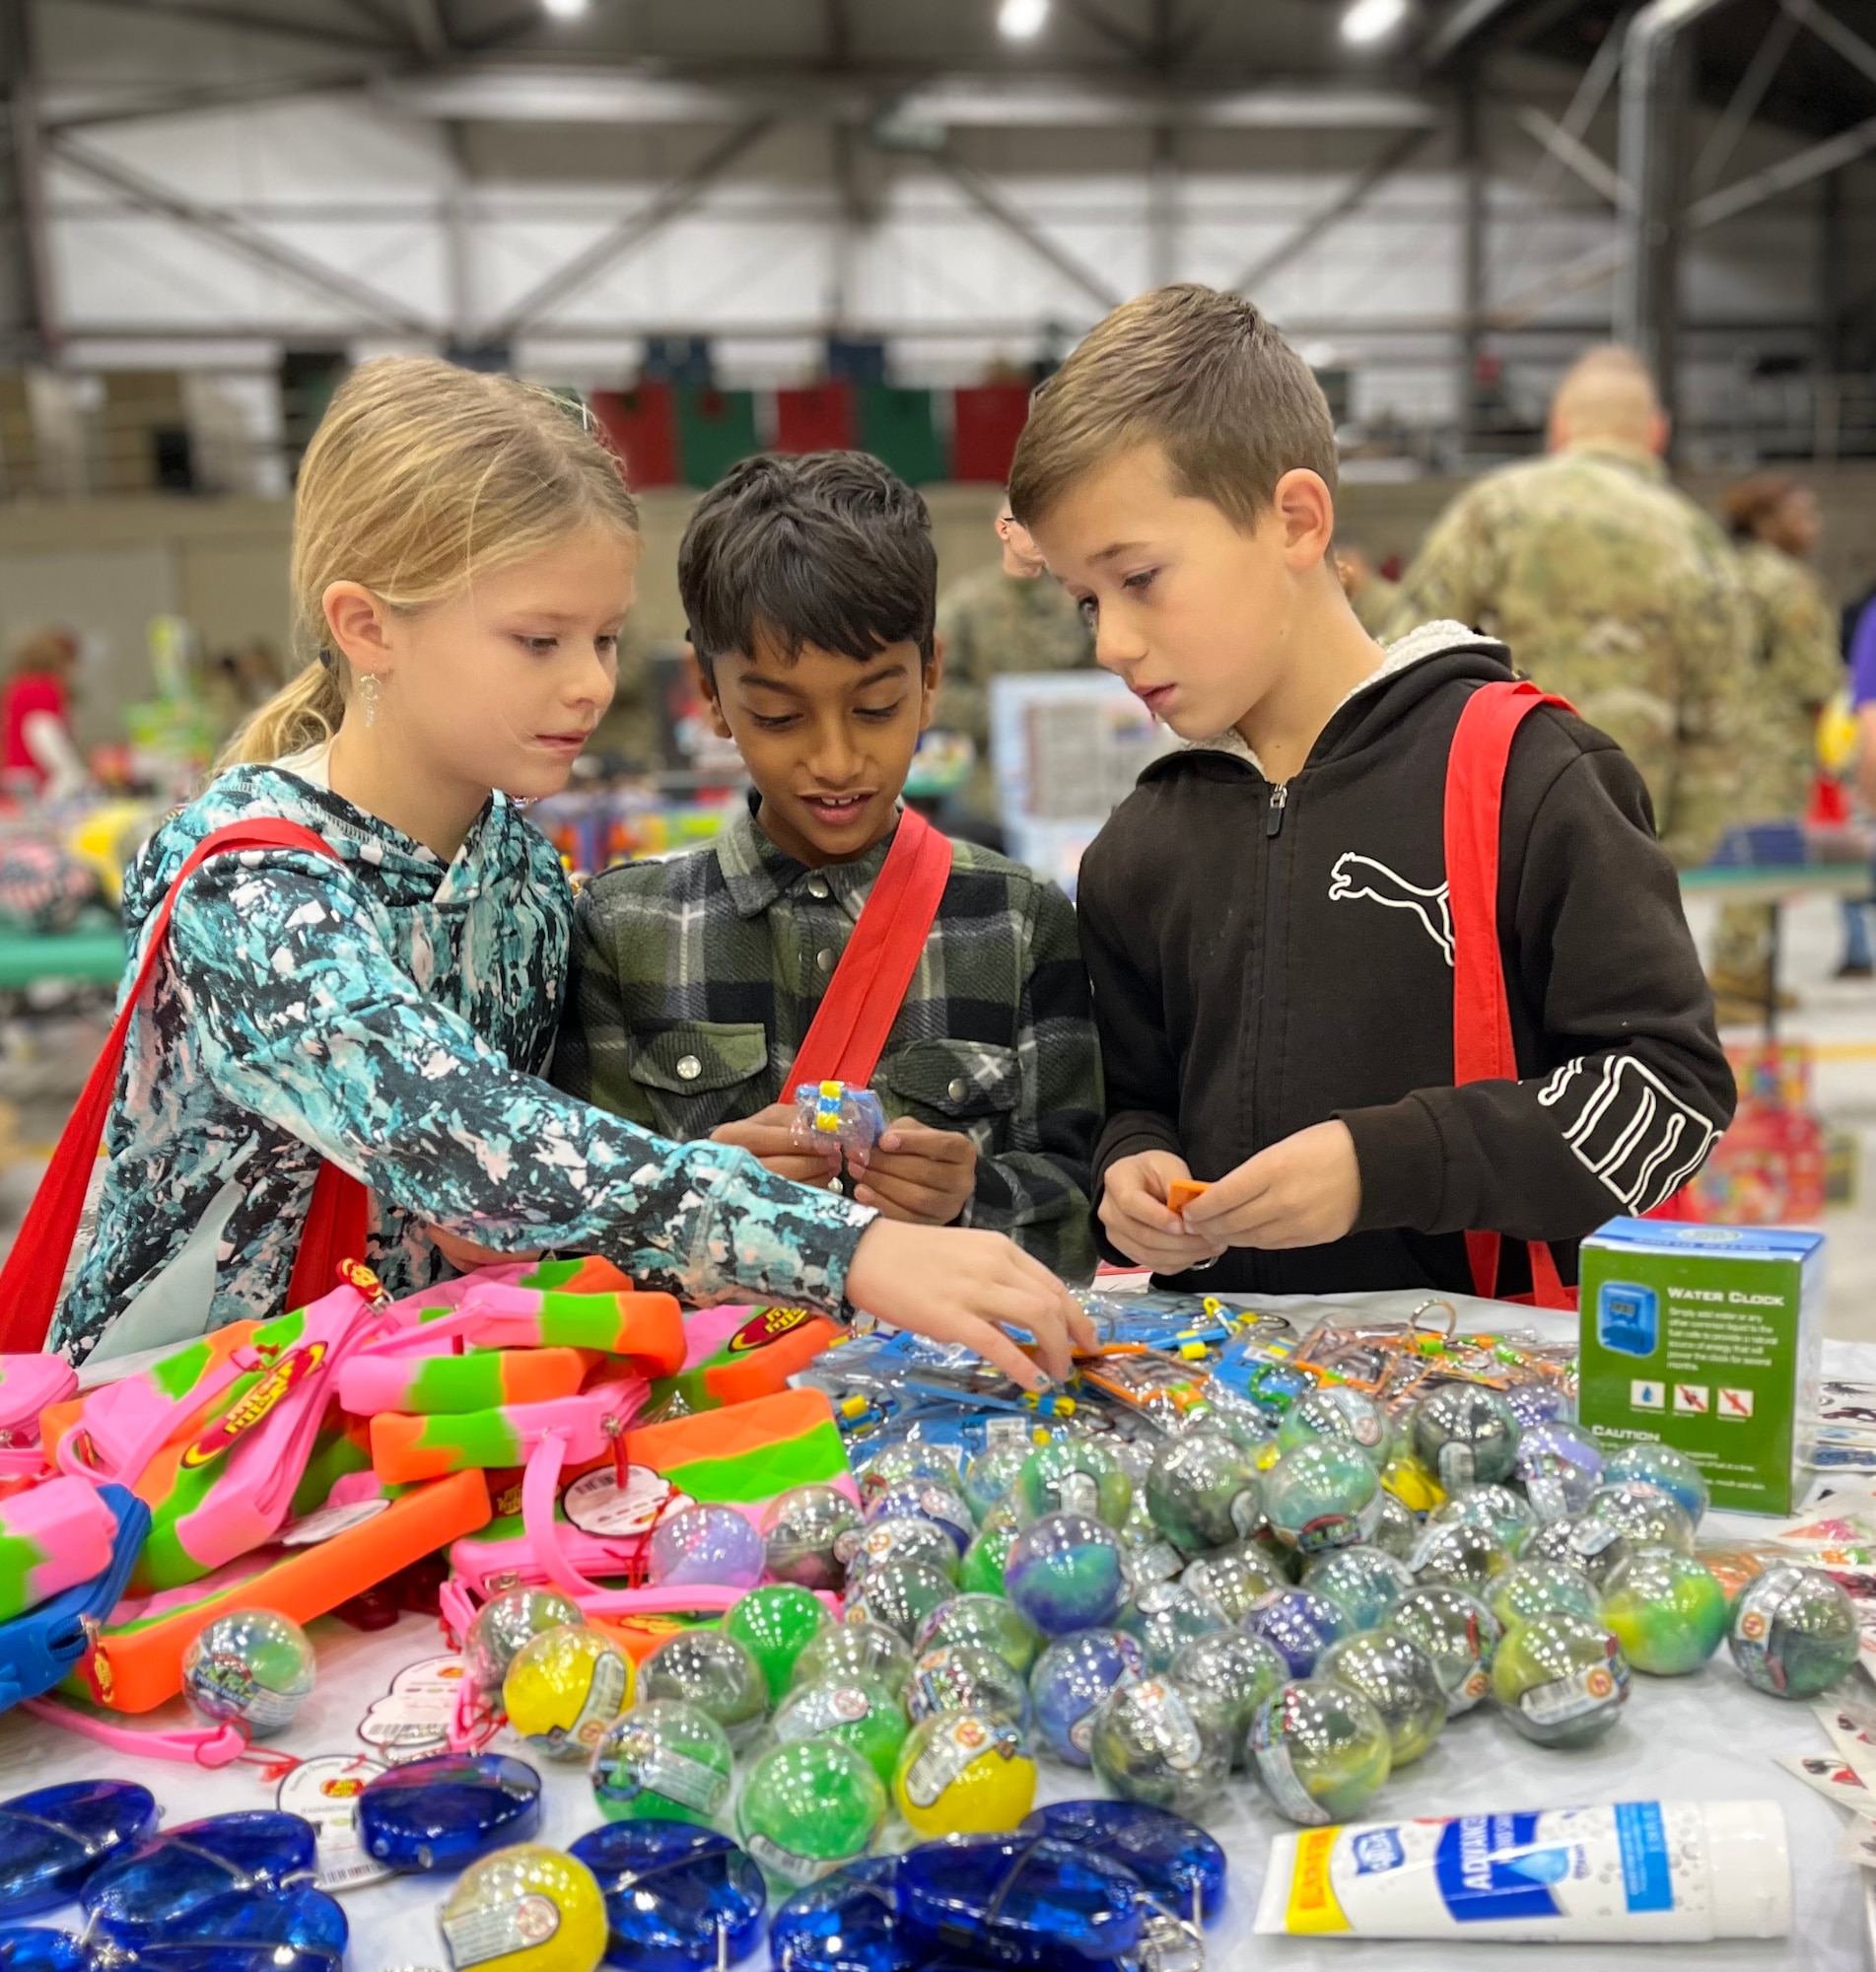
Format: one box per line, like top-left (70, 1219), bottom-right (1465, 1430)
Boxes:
top-left (1009, 285), bottom-right (1735, 1298)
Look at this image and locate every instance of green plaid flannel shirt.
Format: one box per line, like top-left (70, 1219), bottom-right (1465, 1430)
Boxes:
top-left (553, 801), bottom-right (1100, 1282)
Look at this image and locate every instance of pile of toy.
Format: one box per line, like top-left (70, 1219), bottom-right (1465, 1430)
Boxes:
top-left (0, 1250), bottom-right (1858, 1968)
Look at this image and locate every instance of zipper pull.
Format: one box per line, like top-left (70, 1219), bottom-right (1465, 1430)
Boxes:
top-left (1266, 783), bottom-right (1289, 838)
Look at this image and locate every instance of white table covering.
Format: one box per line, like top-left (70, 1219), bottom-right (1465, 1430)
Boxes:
top-left (3, 1296), bottom-right (1871, 1971)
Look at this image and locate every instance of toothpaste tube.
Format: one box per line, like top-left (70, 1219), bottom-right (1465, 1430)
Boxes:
top-left (1255, 1799), bottom-right (1789, 1942)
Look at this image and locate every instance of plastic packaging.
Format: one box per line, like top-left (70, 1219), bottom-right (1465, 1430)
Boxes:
top-left (1255, 1798), bottom-right (1790, 1942)
top-left (793, 1080), bottom-right (887, 1154)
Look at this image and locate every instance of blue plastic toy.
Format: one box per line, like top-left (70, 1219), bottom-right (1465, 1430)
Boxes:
top-left (0, 1781), bottom-right (158, 1918)
top-left (1021, 1798), bottom-right (1228, 1924)
top-left (357, 1753), bottom-right (542, 1872)
top-left (0, 1486), bottom-right (148, 1716)
top-left (897, 1832), bottom-right (1145, 1968)
top-left (569, 1820), bottom-right (766, 1972)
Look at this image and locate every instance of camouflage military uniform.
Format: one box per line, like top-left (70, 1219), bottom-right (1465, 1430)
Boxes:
top-left (935, 562), bottom-right (1094, 823)
top-left (1384, 443), bottom-right (1751, 868)
top-left (1710, 537), bottom-right (1841, 992)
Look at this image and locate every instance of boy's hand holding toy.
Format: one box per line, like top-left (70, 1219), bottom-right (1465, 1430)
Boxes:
top-left (710, 1103), bottom-right (846, 1188)
top-left (1099, 1150), bottom-right (1229, 1273)
top-left (1181, 1120), bottom-right (1362, 1251)
top-left (849, 1121), bottom-right (977, 1227)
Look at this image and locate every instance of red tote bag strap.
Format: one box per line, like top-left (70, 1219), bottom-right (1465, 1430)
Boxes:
top-left (0, 818), bottom-right (367, 1355)
top-left (781, 806), bottom-right (955, 1092)
top-left (1443, 680), bottom-right (1572, 1309)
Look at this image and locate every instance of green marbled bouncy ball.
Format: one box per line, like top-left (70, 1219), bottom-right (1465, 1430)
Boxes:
top-left (1599, 1551), bottom-right (1728, 1675)
top-left (1250, 1678), bottom-right (1391, 1825)
top-left (1491, 1612), bottom-right (1631, 1746)
top-left (1489, 1558), bottom-right (1602, 1633)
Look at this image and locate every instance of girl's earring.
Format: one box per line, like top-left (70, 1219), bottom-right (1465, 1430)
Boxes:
top-left (358, 673), bottom-right (382, 730)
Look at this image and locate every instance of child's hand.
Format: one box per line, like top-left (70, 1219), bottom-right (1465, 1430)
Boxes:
top-left (845, 1220), bottom-right (1097, 1389)
top-left (1099, 1150), bottom-right (1228, 1273)
top-left (710, 1103), bottom-right (844, 1188)
top-left (427, 1225), bottom-right (543, 1272)
top-left (849, 1122), bottom-right (977, 1226)
top-left (1182, 1120), bottom-right (1361, 1250)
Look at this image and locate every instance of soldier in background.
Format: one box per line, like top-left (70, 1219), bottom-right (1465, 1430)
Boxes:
top-left (934, 495), bottom-right (1094, 840)
top-left (1707, 472), bottom-right (1841, 1017)
top-left (1386, 345), bottom-right (1750, 871)
top-left (1335, 543), bottom-right (1402, 638)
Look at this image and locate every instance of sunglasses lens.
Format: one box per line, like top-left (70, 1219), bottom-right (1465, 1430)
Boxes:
top-left (0, 1781), bottom-right (158, 1918)
top-left (358, 1752), bottom-right (543, 1873)
top-left (83, 1811), bottom-right (317, 1942)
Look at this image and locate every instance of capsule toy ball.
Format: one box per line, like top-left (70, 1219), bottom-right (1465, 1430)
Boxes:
top-left (1249, 1678), bottom-right (1391, 1826)
top-left (913, 1591), bottom-right (1040, 1675)
top-left (1426, 1483), bottom-right (1534, 1556)
top-left (1599, 1550), bottom-right (1729, 1675)
top-left (179, 1608), bottom-right (315, 1739)
top-left (739, 1737), bottom-right (887, 1885)
top-left (1002, 1513), bottom-right (1128, 1636)
top-left (962, 1444), bottom-right (1030, 1524)
top-left (1303, 1546), bottom-right (1415, 1631)
top-left (647, 1505), bottom-right (765, 1590)
top-left (1602, 1442), bottom-right (1709, 1527)
top-left (960, 1514), bottom-right (1022, 1597)
top-left (1241, 1585), bottom-right (1351, 1679)
top-left (866, 1481), bottom-right (974, 1557)
top-left (503, 1626), bottom-right (632, 1763)
top-left (843, 1514), bottom-right (960, 1587)
top-left (1029, 1629), bottom-right (1144, 1765)
top-left (1513, 1420), bottom-right (1604, 1521)
top-left (1261, 1441), bottom-right (1379, 1555)
top-left (1489, 1558), bottom-right (1602, 1632)
top-left (465, 1590), bottom-right (587, 1698)
top-left (437, 1843), bottom-right (607, 1972)
top-left (723, 1583), bottom-right (830, 1702)
top-left (792, 1618), bottom-right (914, 1698)
top-left (1578, 1480), bottom-right (1696, 1556)
top-left (1086, 1677), bottom-right (1232, 1818)
top-left (892, 1709), bottom-right (1037, 1838)
top-left (1314, 1629), bottom-right (1446, 1767)
top-left (1729, 1565), bottom-right (1861, 1698)
top-left (1410, 1519), bottom-right (1515, 1595)
top-left (909, 1643), bottom-right (1030, 1729)
top-left (1491, 1612), bottom-right (1631, 1745)
top-left (1181, 1541), bottom-right (1286, 1622)
top-left (589, 1702), bottom-right (732, 1825)
top-left (1125, 1579), bottom-right (1230, 1673)
top-left (1276, 1386), bottom-right (1390, 1468)
top-left (1411, 1384), bottom-right (1520, 1490)
top-left (637, 1631), bottom-right (767, 1746)
top-left (761, 1483), bottom-right (862, 1591)
top-left (1144, 1430), bottom-right (1262, 1555)
top-left (1389, 1584), bottom-right (1501, 1716)
top-left (773, 1675), bottom-right (910, 1784)
top-left (1016, 1440), bottom-right (1132, 1528)
top-left (843, 1557), bottom-right (955, 1645)
top-left (1168, 1629), bottom-right (1286, 1761)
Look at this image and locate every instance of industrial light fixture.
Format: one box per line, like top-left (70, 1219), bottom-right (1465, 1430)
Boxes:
top-left (998, 0), bottom-right (1049, 41)
top-left (1340, 0), bottom-right (1408, 44)
top-left (542, 0), bottom-right (589, 18)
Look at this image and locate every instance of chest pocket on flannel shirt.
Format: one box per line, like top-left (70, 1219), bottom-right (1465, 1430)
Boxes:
top-left (628, 1021), bottom-right (771, 1139)
top-left (877, 1039), bottom-right (1020, 1152)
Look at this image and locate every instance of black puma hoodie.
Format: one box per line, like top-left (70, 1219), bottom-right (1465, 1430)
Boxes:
top-left (1076, 620), bottom-right (1736, 1298)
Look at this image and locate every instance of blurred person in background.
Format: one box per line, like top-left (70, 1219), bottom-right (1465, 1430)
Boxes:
top-left (2, 625), bottom-right (89, 801)
top-left (1385, 346), bottom-right (1750, 871)
top-left (1334, 542), bottom-right (1401, 637)
top-left (1840, 591), bottom-right (1876, 975)
top-left (1708, 471), bottom-right (1841, 1016)
top-left (933, 493), bottom-right (1093, 844)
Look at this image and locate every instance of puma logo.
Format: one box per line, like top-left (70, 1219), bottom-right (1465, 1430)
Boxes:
top-left (1328, 852), bottom-right (1453, 965)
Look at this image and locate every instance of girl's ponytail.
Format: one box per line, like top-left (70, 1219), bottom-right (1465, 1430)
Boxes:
top-left (217, 354), bottom-right (638, 775)
top-left (222, 659), bottom-right (344, 767)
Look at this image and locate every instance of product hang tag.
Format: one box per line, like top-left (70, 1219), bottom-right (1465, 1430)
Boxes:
top-left (278, 1753), bottom-right (393, 1891)
top-left (563, 1464), bottom-right (692, 1537)
top-left (280, 1496), bottom-right (390, 1546)
top-left (358, 1654), bottom-right (469, 1764)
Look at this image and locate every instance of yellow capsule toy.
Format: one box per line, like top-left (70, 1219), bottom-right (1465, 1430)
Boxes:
top-left (503, 1623), bottom-right (633, 1763)
top-left (1381, 1454), bottom-right (1445, 1514)
top-left (892, 1708), bottom-right (1036, 1838)
top-left (439, 1843), bottom-right (607, 1972)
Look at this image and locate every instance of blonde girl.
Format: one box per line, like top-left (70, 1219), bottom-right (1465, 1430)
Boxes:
top-left (54, 356), bottom-right (1085, 1386)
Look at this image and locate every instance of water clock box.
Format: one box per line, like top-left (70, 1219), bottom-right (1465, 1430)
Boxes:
top-left (1577, 1218), bottom-right (1826, 1515)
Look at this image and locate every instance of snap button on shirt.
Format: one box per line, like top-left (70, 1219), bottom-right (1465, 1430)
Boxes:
top-left (805, 877), bottom-right (830, 900)
top-left (676, 1055), bottom-right (703, 1081)
top-left (948, 1078), bottom-right (970, 1103)
top-left (816, 947), bottom-right (837, 975)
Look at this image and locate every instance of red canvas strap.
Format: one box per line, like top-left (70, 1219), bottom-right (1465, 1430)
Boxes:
top-left (0, 819), bottom-right (370, 1355)
top-left (781, 805), bottom-right (954, 1092)
top-left (1443, 680), bottom-right (1571, 1309)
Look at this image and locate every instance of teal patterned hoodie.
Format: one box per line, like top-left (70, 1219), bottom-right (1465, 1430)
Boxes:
top-left (52, 766), bottom-right (874, 1364)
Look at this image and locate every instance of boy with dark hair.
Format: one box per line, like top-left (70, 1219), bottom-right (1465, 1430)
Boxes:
top-left (1008, 285), bottom-right (1734, 1298)
top-left (555, 451), bottom-right (1101, 1283)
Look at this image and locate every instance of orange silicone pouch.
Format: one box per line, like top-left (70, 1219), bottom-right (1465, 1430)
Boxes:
top-left (75, 1466), bottom-right (491, 1713)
